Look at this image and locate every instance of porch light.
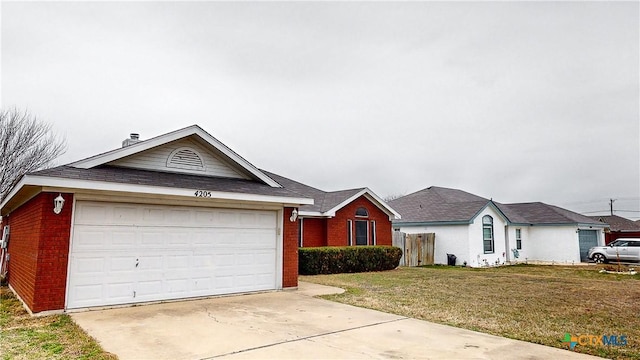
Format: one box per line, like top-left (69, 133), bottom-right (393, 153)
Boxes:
top-left (53, 194), bottom-right (65, 214)
top-left (289, 208), bottom-right (298, 222)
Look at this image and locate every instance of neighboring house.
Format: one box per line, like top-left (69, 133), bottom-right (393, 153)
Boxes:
top-left (264, 172), bottom-right (400, 247)
top-left (589, 215), bottom-right (640, 244)
top-left (389, 186), bottom-right (607, 267)
top-left (0, 125), bottom-right (315, 314)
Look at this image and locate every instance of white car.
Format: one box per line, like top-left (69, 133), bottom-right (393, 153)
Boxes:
top-left (588, 238), bottom-right (640, 263)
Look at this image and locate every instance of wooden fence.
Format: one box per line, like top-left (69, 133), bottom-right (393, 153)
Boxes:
top-left (392, 232), bottom-right (435, 266)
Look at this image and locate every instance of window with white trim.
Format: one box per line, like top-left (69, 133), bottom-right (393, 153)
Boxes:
top-left (355, 220), bottom-right (368, 245)
top-left (355, 207), bottom-right (369, 217)
top-left (370, 221), bottom-right (376, 245)
top-left (483, 215), bottom-right (494, 254)
top-left (298, 218), bottom-right (304, 247)
top-left (515, 228), bottom-right (522, 250)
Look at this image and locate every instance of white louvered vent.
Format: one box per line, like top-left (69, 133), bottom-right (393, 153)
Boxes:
top-left (167, 147), bottom-right (205, 171)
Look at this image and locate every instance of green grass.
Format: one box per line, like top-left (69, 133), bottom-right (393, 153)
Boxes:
top-left (0, 287), bottom-right (117, 360)
top-left (302, 264), bottom-right (640, 360)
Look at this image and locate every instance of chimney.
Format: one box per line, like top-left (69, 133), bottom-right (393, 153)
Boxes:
top-left (122, 133), bottom-right (141, 148)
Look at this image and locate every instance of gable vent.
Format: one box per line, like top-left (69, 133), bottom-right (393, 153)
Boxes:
top-left (167, 147), bottom-right (205, 171)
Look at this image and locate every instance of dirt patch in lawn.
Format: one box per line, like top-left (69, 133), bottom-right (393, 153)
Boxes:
top-left (302, 265), bottom-right (640, 360)
top-left (0, 287), bottom-right (117, 360)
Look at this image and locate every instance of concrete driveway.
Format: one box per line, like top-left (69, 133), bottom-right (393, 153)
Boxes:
top-left (71, 282), bottom-right (598, 360)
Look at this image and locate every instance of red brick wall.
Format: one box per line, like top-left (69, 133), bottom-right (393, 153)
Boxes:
top-left (606, 232), bottom-right (640, 245)
top-left (282, 207), bottom-right (299, 288)
top-left (6, 192), bottom-right (73, 313)
top-left (326, 196), bottom-right (392, 247)
top-left (301, 218), bottom-right (327, 247)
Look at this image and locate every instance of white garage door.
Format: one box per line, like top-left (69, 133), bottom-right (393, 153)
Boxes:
top-left (67, 201), bottom-right (278, 309)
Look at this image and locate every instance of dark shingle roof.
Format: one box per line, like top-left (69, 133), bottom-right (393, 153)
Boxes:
top-left (32, 165), bottom-right (306, 198)
top-left (390, 186), bottom-right (604, 226)
top-left (263, 170), bottom-right (363, 213)
top-left (588, 215), bottom-right (640, 231)
top-left (497, 202), bottom-right (602, 225)
top-left (388, 186), bottom-right (490, 223)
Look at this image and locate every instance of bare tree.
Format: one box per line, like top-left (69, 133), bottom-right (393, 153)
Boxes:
top-left (0, 108), bottom-right (67, 202)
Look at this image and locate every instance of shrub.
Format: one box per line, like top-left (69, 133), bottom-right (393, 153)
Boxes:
top-left (299, 246), bottom-right (403, 275)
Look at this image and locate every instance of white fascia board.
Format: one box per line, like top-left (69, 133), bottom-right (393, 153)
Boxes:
top-left (470, 201), bottom-right (510, 224)
top-left (0, 176), bottom-right (28, 211)
top-left (323, 188), bottom-right (402, 220)
top-left (69, 125), bottom-right (282, 188)
top-left (191, 127), bottom-right (281, 188)
top-left (298, 211), bottom-right (325, 218)
top-left (6, 175), bottom-right (313, 207)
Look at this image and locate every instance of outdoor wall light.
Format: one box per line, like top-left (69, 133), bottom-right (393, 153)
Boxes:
top-left (53, 194), bottom-right (65, 215)
top-left (289, 208), bottom-right (298, 222)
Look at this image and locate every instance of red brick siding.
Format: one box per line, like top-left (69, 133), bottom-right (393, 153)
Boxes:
top-left (301, 218), bottom-right (327, 247)
top-left (326, 196), bottom-right (392, 247)
top-left (6, 192), bottom-right (73, 313)
top-left (606, 232), bottom-right (640, 245)
top-left (282, 207), bottom-right (299, 288)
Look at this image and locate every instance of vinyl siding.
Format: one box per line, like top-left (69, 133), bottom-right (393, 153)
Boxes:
top-left (109, 138), bottom-right (250, 179)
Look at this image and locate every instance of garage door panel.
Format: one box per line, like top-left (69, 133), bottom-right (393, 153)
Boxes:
top-left (74, 227), bottom-right (136, 251)
top-left (71, 285), bottom-right (104, 306)
top-left (72, 257), bottom-right (105, 274)
top-left (237, 230), bottom-right (277, 247)
top-left (140, 231), bottom-right (165, 247)
top-left (112, 205), bottom-right (139, 224)
top-left (136, 280), bottom-right (164, 297)
top-left (68, 201), bottom-right (278, 309)
top-left (110, 255), bottom-right (137, 272)
top-left (75, 203), bottom-right (110, 224)
top-left (73, 229), bottom-right (108, 250)
top-left (107, 282), bottom-right (136, 299)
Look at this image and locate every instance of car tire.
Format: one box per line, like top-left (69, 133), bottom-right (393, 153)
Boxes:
top-left (593, 253), bottom-right (607, 264)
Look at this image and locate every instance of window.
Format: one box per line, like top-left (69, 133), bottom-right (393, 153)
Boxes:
top-left (298, 218), bottom-right (304, 247)
top-left (347, 220), bottom-right (353, 246)
top-left (516, 229), bottom-right (522, 250)
top-left (482, 215), bottom-right (494, 254)
top-left (370, 221), bottom-right (376, 245)
top-left (355, 207), bottom-right (369, 217)
top-left (355, 220), bottom-right (368, 245)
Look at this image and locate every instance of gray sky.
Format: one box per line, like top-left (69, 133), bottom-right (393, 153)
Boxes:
top-left (2, 1), bottom-right (639, 219)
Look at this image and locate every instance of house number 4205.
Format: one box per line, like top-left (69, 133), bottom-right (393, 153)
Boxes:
top-left (194, 190), bottom-right (211, 198)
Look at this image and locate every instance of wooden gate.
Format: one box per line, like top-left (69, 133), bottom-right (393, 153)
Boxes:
top-left (393, 232), bottom-right (435, 266)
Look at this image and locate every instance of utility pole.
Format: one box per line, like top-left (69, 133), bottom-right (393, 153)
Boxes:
top-left (610, 199), bottom-right (616, 216)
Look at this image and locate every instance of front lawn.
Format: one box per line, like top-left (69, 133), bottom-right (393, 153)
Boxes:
top-left (0, 287), bottom-right (116, 360)
top-left (302, 265), bottom-right (640, 360)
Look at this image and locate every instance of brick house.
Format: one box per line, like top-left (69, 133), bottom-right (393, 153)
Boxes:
top-left (265, 172), bottom-right (401, 248)
top-left (0, 125), bottom-right (316, 314)
top-left (589, 215), bottom-right (640, 244)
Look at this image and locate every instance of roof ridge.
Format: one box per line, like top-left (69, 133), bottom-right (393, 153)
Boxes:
top-left (260, 170), bottom-right (326, 194)
top-left (325, 187), bottom-right (366, 194)
top-left (545, 203), bottom-right (584, 222)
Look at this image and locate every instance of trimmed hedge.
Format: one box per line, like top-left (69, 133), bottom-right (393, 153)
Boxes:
top-left (299, 246), bottom-right (403, 275)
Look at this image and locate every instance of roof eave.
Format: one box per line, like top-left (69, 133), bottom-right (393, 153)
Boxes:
top-left (1, 175), bottom-right (313, 216)
top-left (392, 220), bottom-right (472, 226)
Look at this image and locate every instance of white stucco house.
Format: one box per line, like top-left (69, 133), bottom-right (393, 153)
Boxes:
top-left (389, 187), bottom-right (607, 267)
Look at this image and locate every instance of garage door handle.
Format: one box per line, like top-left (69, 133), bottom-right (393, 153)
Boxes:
top-left (136, 259), bottom-right (139, 268)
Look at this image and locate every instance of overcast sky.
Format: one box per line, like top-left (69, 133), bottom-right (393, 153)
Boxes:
top-left (2, 1), bottom-right (639, 219)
